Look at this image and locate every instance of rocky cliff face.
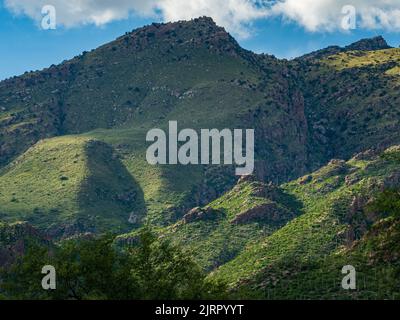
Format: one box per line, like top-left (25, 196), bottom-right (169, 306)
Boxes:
top-left (0, 222), bottom-right (51, 267)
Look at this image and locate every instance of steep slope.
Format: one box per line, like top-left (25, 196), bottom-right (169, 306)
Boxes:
top-left (119, 177), bottom-right (301, 270)
top-left (210, 146), bottom-right (400, 298)
top-left (293, 38), bottom-right (400, 168)
top-left (0, 136), bottom-right (145, 237)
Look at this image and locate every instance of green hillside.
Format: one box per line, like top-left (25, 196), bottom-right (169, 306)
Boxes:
top-left (119, 177), bottom-right (301, 270)
top-left (209, 146), bottom-right (400, 298)
top-left (0, 136), bottom-right (145, 237)
top-left (295, 42), bottom-right (400, 166)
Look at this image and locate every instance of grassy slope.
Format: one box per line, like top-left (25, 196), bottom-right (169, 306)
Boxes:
top-left (119, 179), bottom-right (300, 270)
top-left (0, 136), bottom-right (88, 221)
top-left (0, 136), bottom-right (145, 235)
top-left (261, 215), bottom-right (400, 300)
top-left (209, 146), bottom-right (400, 298)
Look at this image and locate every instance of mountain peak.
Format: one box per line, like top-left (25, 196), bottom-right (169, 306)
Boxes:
top-left (345, 36), bottom-right (391, 51)
top-left (123, 16), bottom-right (224, 40)
top-left (298, 36), bottom-right (391, 61)
top-left (189, 16), bottom-right (218, 26)
top-left (113, 16), bottom-right (241, 57)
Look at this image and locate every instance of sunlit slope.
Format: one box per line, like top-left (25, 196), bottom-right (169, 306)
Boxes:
top-left (119, 178), bottom-right (301, 270)
top-left (0, 136), bottom-right (145, 237)
top-left (210, 146), bottom-right (400, 292)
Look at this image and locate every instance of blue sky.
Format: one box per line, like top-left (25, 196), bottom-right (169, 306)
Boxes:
top-left (1, 0), bottom-right (400, 81)
top-left (0, 4), bottom-right (154, 80)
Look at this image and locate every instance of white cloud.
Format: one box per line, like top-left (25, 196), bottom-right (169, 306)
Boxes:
top-left (270, 0), bottom-right (400, 32)
top-left (4, 0), bottom-right (400, 38)
top-left (4, 0), bottom-right (268, 38)
top-left (157, 0), bottom-right (269, 38)
top-left (4, 0), bottom-right (159, 27)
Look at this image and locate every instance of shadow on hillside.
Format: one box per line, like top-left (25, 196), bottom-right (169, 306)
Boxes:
top-left (73, 140), bottom-right (147, 236)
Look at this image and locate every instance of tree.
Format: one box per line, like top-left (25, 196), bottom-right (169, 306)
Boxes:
top-left (0, 228), bottom-right (227, 300)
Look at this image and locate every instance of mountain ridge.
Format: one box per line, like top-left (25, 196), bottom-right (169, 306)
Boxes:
top-left (1, 16), bottom-right (400, 236)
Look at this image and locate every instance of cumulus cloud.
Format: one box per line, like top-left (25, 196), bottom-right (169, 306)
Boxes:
top-left (4, 0), bottom-right (159, 27)
top-left (4, 0), bottom-right (400, 38)
top-left (4, 0), bottom-right (270, 38)
top-left (270, 0), bottom-right (400, 32)
top-left (157, 0), bottom-right (269, 38)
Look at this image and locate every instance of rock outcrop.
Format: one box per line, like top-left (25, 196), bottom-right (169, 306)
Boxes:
top-left (231, 202), bottom-right (294, 225)
top-left (183, 207), bottom-right (222, 224)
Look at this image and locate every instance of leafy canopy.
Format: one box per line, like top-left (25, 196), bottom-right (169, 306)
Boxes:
top-left (0, 228), bottom-right (227, 300)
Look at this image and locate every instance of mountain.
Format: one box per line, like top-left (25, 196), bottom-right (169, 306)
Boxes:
top-left (1, 17), bottom-right (400, 299)
top-left (1, 17), bottom-right (400, 231)
top-left (0, 17), bottom-right (312, 231)
top-left (345, 36), bottom-right (391, 51)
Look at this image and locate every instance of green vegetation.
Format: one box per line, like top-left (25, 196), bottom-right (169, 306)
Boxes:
top-left (323, 48), bottom-right (400, 72)
top-left (3, 19), bottom-right (400, 233)
top-left (142, 179), bottom-right (301, 271)
top-left (0, 228), bottom-right (227, 300)
top-left (1, 18), bottom-right (400, 300)
top-left (208, 147), bottom-right (400, 299)
top-left (0, 136), bottom-right (146, 235)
